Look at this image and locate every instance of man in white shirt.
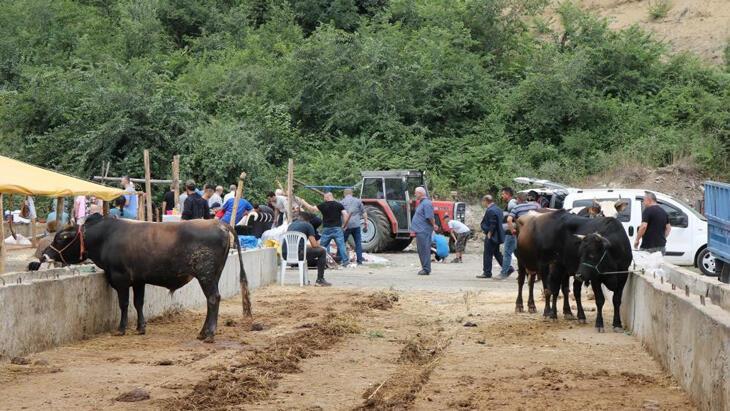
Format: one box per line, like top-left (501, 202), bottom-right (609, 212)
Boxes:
top-left (444, 214), bottom-right (471, 263)
top-left (223, 184), bottom-right (237, 204)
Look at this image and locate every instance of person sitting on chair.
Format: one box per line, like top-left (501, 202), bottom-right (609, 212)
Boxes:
top-left (282, 212), bottom-right (331, 287)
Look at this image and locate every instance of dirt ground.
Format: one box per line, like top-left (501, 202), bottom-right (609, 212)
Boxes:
top-left (1, 274), bottom-right (693, 410)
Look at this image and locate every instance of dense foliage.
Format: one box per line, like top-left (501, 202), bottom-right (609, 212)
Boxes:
top-left (1, 0), bottom-right (728, 200)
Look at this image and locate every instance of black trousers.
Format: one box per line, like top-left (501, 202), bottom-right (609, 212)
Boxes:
top-left (306, 246), bottom-right (327, 281)
top-left (483, 238), bottom-right (504, 276)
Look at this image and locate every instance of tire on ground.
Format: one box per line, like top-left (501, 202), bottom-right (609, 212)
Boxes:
top-left (361, 205), bottom-right (395, 253)
top-left (696, 247), bottom-right (716, 276)
top-left (386, 238), bottom-right (412, 252)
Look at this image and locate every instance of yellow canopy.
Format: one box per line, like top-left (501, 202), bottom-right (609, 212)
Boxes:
top-left (0, 155), bottom-right (125, 201)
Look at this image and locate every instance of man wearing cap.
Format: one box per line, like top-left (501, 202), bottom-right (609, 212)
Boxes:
top-left (411, 186), bottom-right (436, 275)
top-left (477, 194), bottom-right (506, 279)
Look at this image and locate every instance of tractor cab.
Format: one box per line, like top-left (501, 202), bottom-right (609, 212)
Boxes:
top-left (359, 170), bottom-right (465, 253)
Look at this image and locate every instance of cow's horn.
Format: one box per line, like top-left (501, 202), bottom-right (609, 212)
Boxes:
top-left (574, 234), bottom-right (586, 240)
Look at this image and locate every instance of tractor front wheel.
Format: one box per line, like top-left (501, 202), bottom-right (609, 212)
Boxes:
top-left (361, 206), bottom-right (395, 253)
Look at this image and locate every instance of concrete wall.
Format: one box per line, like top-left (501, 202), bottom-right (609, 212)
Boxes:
top-left (0, 248), bottom-right (277, 360)
top-left (622, 267), bottom-right (730, 411)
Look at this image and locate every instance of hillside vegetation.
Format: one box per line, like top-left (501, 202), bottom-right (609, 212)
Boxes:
top-left (0, 0), bottom-right (728, 199)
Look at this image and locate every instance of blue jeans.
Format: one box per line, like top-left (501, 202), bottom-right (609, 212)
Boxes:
top-left (320, 226), bottom-right (349, 265)
top-left (415, 231), bottom-right (432, 273)
top-left (501, 235), bottom-right (516, 275)
top-left (344, 227), bottom-right (363, 264)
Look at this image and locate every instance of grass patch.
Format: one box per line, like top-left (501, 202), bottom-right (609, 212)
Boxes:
top-left (367, 330), bottom-right (385, 339)
top-left (648, 0), bottom-right (672, 20)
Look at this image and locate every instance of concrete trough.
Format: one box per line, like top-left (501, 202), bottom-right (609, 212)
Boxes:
top-left (622, 263), bottom-right (730, 411)
top-left (0, 247), bottom-right (277, 360)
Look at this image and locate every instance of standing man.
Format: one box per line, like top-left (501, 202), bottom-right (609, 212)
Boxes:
top-left (120, 176), bottom-right (138, 220)
top-left (411, 186), bottom-right (435, 276)
top-left (634, 191), bottom-right (670, 254)
top-left (72, 195), bottom-right (87, 225)
top-left (305, 192), bottom-right (350, 267)
top-left (209, 185), bottom-right (223, 210)
top-left (181, 180), bottom-right (211, 220)
top-left (499, 187), bottom-right (518, 279)
top-left (477, 195), bottom-right (506, 279)
top-left (162, 185), bottom-right (175, 215)
top-left (444, 214), bottom-right (470, 263)
top-left (283, 212), bottom-right (331, 286)
top-left (340, 188), bottom-right (368, 265)
top-left (219, 195), bottom-right (253, 226)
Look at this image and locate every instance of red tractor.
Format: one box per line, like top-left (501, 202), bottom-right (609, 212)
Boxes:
top-left (358, 170), bottom-right (466, 253)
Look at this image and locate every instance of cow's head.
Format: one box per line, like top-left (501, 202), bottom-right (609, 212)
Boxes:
top-left (44, 224), bottom-right (85, 266)
top-left (575, 233), bottom-right (611, 283)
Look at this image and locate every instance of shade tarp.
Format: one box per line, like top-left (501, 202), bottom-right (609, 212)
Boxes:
top-left (0, 155), bottom-right (124, 201)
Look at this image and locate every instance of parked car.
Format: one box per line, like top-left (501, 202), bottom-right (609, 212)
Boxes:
top-left (513, 178), bottom-right (716, 275)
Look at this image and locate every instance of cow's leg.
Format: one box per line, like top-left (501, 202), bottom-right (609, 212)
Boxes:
top-left (133, 283), bottom-right (146, 335)
top-left (541, 265), bottom-right (552, 317)
top-left (515, 262), bottom-right (525, 313)
top-left (547, 264), bottom-right (561, 320)
top-left (562, 274), bottom-right (574, 319)
top-left (611, 277), bottom-right (627, 332)
top-left (592, 281), bottom-right (606, 332)
top-left (574, 279), bottom-right (586, 324)
top-left (115, 286), bottom-right (129, 336)
top-left (527, 271), bottom-right (537, 313)
top-left (198, 278), bottom-right (221, 343)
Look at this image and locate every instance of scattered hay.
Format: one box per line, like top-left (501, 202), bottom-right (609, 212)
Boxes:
top-left (162, 313), bottom-right (361, 410)
top-left (365, 291), bottom-right (399, 310)
top-left (115, 388), bottom-right (150, 402)
top-left (398, 334), bottom-right (447, 365)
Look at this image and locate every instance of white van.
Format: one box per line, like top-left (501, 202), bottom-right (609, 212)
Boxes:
top-left (512, 178), bottom-right (715, 275)
top-left (563, 189), bottom-right (714, 275)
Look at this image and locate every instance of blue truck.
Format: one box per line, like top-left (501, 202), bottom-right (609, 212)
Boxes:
top-left (704, 181), bottom-right (730, 283)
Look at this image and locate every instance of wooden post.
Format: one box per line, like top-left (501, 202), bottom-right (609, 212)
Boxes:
top-left (172, 155), bottom-right (180, 211)
top-left (103, 201), bottom-right (109, 216)
top-left (0, 193), bottom-right (5, 274)
top-left (137, 193), bottom-right (144, 221)
top-left (230, 172), bottom-right (247, 227)
top-left (286, 159), bottom-right (294, 224)
top-left (55, 197), bottom-right (64, 228)
top-left (30, 197), bottom-right (37, 246)
top-left (143, 149), bottom-right (153, 222)
top-left (230, 172), bottom-right (252, 317)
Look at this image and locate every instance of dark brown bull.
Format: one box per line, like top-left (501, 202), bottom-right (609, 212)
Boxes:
top-left (43, 214), bottom-right (250, 342)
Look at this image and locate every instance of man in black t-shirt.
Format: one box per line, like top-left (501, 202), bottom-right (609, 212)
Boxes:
top-left (283, 212), bottom-right (331, 286)
top-left (162, 189), bottom-right (175, 214)
top-left (305, 192), bottom-right (350, 266)
top-left (635, 191), bottom-right (671, 254)
top-left (181, 180), bottom-right (211, 220)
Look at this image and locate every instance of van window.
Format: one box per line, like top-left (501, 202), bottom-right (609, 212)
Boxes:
top-left (572, 198), bottom-right (632, 222)
top-left (638, 198), bottom-right (689, 228)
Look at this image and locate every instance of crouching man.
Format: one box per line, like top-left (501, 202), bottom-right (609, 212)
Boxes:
top-left (283, 212), bottom-right (331, 287)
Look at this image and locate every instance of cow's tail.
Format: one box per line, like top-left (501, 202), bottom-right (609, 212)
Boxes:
top-left (227, 224), bottom-right (252, 317)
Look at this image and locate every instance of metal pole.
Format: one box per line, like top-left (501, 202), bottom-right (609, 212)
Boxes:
top-left (143, 149), bottom-right (153, 222)
top-left (55, 197), bottom-right (64, 228)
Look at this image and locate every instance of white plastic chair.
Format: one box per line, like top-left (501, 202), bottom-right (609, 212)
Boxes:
top-left (280, 232), bottom-right (309, 286)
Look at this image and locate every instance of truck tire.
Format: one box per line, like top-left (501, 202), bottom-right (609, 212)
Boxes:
top-left (387, 239), bottom-right (413, 252)
top-left (696, 247), bottom-right (717, 276)
top-left (361, 206), bottom-right (394, 253)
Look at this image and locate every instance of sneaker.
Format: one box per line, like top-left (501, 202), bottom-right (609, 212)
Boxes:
top-left (497, 267), bottom-right (515, 279)
top-left (315, 280), bottom-right (332, 287)
top-left (475, 274), bottom-right (492, 279)
top-left (417, 270), bottom-right (430, 276)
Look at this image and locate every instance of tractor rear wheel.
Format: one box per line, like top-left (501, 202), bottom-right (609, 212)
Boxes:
top-left (361, 205), bottom-right (395, 253)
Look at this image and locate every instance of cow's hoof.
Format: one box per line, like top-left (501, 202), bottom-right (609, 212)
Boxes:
top-left (196, 333), bottom-right (205, 341)
top-left (203, 335), bottom-right (215, 344)
top-left (564, 313), bottom-right (575, 320)
top-left (136, 328), bottom-right (146, 335)
top-left (528, 306), bottom-right (537, 314)
top-left (613, 327), bottom-right (623, 333)
top-left (515, 306), bottom-right (524, 313)
top-left (113, 330), bottom-right (126, 337)
top-left (578, 318), bottom-right (587, 324)
top-left (597, 327), bottom-right (605, 333)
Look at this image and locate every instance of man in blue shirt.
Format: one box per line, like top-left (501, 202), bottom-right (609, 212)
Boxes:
top-left (431, 233), bottom-right (450, 262)
top-left (121, 176), bottom-right (138, 219)
top-left (219, 197), bottom-right (253, 226)
top-left (477, 194), bottom-right (506, 279)
top-left (411, 186), bottom-right (435, 275)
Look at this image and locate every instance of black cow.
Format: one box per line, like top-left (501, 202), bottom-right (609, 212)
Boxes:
top-left (517, 210), bottom-right (632, 332)
top-left (43, 214), bottom-right (249, 342)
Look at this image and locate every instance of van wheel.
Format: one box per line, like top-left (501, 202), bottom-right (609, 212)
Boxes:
top-left (696, 248), bottom-right (717, 276)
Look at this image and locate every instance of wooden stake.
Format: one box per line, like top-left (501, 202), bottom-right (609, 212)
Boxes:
top-left (286, 159), bottom-right (294, 224)
top-left (143, 149), bottom-right (153, 222)
top-left (0, 193), bottom-right (5, 274)
top-left (137, 194), bottom-right (144, 221)
top-left (30, 197), bottom-right (37, 246)
top-left (103, 201), bottom-right (109, 216)
top-left (172, 155), bottom-right (180, 211)
top-left (56, 197), bottom-right (64, 228)
top-left (230, 172), bottom-right (247, 227)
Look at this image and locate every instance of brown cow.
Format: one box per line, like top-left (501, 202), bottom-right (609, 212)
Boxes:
top-left (43, 214), bottom-right (249, 342)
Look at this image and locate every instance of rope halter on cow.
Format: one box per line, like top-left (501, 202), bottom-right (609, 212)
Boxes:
top-left (48, 226), bottom-right (86, 265)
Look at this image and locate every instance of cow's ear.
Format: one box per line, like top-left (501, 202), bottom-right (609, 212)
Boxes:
top-left (614, 200), bottom-right (628, 213)
top-left (574, 234), bottom-right (585, 240)
top-left (592, 199), bottom-right (600, 208)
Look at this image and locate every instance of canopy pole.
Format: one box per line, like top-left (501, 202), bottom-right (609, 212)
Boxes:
top-left (0, 193), bottom-right (5, 274)
top-left (172, 155), bottom-right (180, 211)
top-left (103, 201), bottom-right (109, 217)
top-left (55, 197), bottom-right (64, 228)
top-left (30, 198), bottom-right (37, 246)
top-left (286, 159), bottom-right (294, 224)
top-left (143, 149), bottom-right (153, 222)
